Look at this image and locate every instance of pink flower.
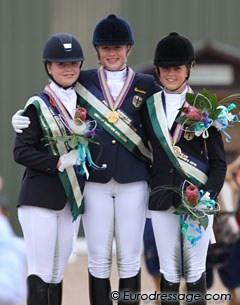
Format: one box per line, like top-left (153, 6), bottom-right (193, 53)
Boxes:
top-left (184, 106), bottom-right (202, 121)
top-left (185, 185), bottom-right (199, 206)
top-left (74, 107), bottom-right (87, 125)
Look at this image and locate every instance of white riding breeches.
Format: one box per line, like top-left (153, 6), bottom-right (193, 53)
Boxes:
top-left (82, 179), bottom-right (148, 279)
top-left (18, 203), bottom-right (80, 284)
top-left (151, 207), bottom-right (214, 283)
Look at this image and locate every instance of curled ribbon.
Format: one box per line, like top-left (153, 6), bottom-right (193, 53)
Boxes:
top-left (76, 144), bottom-right (107, 179)
top-left (180, 215), bottom-right (202, 247)
top-left (182, 92), bottom-right (240, 140)
top-left (178, 182), bottom-right (220, 246)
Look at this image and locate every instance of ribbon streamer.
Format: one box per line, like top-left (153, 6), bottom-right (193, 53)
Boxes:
top-left (76, 144), bottom-right (107, 179)
top-left (180, 90), bottom-right (240, 141)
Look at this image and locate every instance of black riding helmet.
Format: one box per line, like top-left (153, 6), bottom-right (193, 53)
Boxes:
top-left (154, 32), bottom-right (195, 68)
top-left (43, 32), bottom-right (85, 62)
top-left (92, 14), bottom-right (134, 46)
top-left (43, 33), bottom-right (85, 87)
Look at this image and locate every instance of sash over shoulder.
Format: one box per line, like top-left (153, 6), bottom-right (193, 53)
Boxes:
top-left (25, 95), bottom-right (84, 220)
top-left (75, 82), bottom-right (152, 164)
top-left (146, 92), bottom-right (208, 188)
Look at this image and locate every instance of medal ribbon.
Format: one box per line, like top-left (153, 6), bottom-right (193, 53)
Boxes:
top-left (75, 82), bottom-right (152, 164)
top-left (24, 96), bottom-right (84, 220)
top-left (168, 85), bottom-right (193, 146)
top-left (97, 66), bottom-right (135, 111)
top-left (146, 91), bottom-right (207, 187)
top-left (171, 104), bottom-right (187, 145)
top-left (44, 84), bottom-right (72, 128)
top-left (44, 84), bottom-right (105, 178)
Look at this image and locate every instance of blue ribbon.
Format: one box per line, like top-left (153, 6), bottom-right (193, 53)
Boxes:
top-left (76, 143), bottom-right (106, 176)
top-left (179, 215), bottom-right (202, 246)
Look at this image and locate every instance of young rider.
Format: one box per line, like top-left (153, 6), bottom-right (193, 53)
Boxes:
top-left (13, 33), bottom-right (86, 305)
top-left (143, 32), bottom-right (227, 305)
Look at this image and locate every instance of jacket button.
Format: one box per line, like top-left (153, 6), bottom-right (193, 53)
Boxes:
top-left (112, 140), bottom-right (116, 144)
top-left (169, 168), bottom-right (174, 174)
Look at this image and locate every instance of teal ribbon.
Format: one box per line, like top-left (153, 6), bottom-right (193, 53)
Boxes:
top-left (77, 143), bottom-right (106, 176)
top-left (179, 215), bottom-right (202, 246)
top-left (216, 103), bottom-right (240, 142)
top-left (77, 144), bottom-right (87, 176)
top-left (178, 187), bottom-right (218, 246)
top-left (225, 103), bottom-right (236, 112)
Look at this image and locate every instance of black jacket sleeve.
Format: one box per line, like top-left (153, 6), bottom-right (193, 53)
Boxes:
top-left (13, 105), bottom-right (59, 175)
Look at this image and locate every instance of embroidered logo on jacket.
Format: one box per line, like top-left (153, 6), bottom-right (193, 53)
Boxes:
top-left (132, 95), bottom-right (143, 108)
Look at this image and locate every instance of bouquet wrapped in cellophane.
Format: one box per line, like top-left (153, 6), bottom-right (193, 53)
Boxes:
top-left (151, 180), bottom-right (220, 246)
top-left (176, 89), bottom-right (240, 141)
top-left (44, 106), bottom-right (106, 178)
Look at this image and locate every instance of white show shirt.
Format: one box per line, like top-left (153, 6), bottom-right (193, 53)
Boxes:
top-left (50, 82), bottom-right (77, 118)
top-left (105, 68), bottom-right (127, 101)
top-left (164, 86), bottom-right (187, 130)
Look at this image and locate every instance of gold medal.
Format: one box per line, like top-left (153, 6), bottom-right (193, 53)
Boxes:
top-left (173, 145), bottom-right (182, 157)
top-left (107, 111), bottom-right (119, 123)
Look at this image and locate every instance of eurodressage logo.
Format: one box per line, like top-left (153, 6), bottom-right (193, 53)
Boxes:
top-left (110, 290), bottom-right (232, 303)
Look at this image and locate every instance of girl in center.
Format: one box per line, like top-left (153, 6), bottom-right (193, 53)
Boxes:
top-left (77, 14), bottom-right (161, 305)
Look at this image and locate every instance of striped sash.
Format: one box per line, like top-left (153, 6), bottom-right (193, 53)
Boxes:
top-left (146, 92), bottom-right (208, 187)
top-left (25, 95), bottom-right (84, 220)
top-left (75, 82), bottom-right (152, 164)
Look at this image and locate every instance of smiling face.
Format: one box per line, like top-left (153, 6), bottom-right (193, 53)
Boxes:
top-left (46, 61), bottom-right (81, 87)
top-left (97, 45), bottom-right (131, 71)
top-left (159, 65), bottom-right (190, 93)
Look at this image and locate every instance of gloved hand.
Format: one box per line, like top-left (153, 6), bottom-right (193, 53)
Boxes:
top-left (11, 109), bottom-right (31, 133)
top-left (58, 149), bottom-right (80, 172)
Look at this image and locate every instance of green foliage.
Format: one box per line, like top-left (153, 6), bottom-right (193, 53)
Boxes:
top-left (43, 134), bottom-right (98, 149)
top-left (178, 89), bottom-right (225, 123)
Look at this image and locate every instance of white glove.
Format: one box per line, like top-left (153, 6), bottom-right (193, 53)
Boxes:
top-left (58, 149), bottom-right (80, 172)
top-left (12, 109), bottom-right (31, 133)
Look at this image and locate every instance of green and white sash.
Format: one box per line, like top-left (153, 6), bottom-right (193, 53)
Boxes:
top-left (25, 96), bottom-right (83, 220)
top-left (146, 91), bottom-right (208, 188)
top-left (75, 82), bottom-right (152, 164)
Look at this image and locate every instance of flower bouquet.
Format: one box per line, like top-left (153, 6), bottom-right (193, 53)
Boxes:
top-left (151, 180), bottom-right (220, 246)
top-left (54, 106), bottom-right (97, 147)
top-left (44, 106), bottom-right (106, 177)
top-left (176, 89), bottom-right (240, 141)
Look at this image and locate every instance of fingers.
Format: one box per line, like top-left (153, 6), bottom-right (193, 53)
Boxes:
top-left (14, 128), bottom-right (24, 134)
top-left (15, 109), bottom-right (25, 116)
top-left (12, 109), bottom-right (31, 132)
